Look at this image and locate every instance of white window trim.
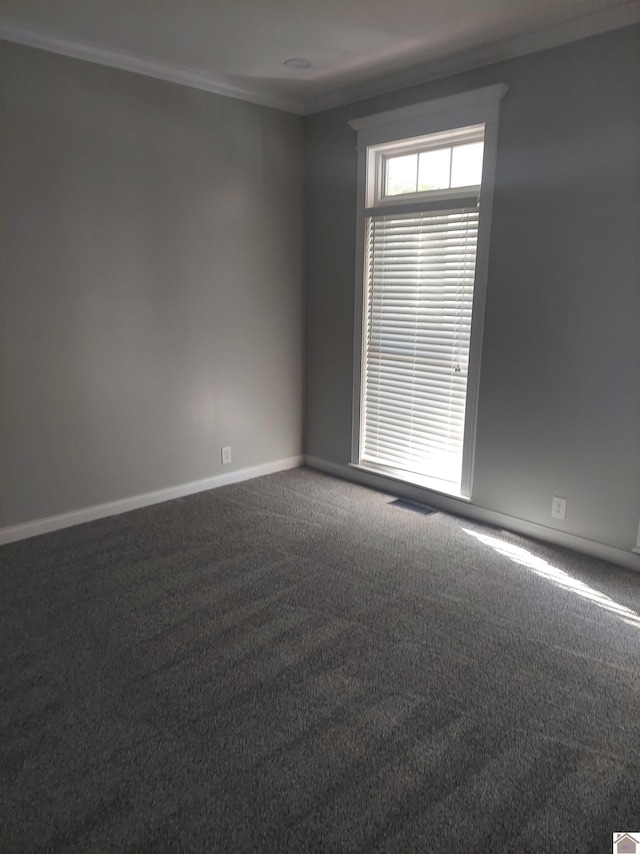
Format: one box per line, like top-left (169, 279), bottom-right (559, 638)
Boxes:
top-left (348, 84), bottom-right (508, 499)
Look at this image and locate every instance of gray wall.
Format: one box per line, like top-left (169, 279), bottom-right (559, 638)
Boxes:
top-left (1, 43), bottom-right (304, 526)
top-left (305, 26), bottom-right (640, 553)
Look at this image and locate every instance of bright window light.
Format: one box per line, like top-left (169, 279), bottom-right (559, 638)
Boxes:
top-left (362, 127), bottom-right (485, 495)
top-left (451, 141), bottom-right (484, 187)
top-left (463, 528), bottom-right (640, 629)
top-left (418, 147), bottom-right (451, 191)
top-left (385, 153), bottom-right (418, 196)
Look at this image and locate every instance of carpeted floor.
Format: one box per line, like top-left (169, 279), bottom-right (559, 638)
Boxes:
top-left (1, 467), bottom-right (639, 853)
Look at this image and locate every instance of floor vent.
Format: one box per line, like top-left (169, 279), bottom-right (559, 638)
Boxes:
top-left (389, 498), bottom-right (437, 516)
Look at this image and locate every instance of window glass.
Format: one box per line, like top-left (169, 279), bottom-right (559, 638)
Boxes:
top-left (385, 154), bottom-right (417, 196)
top-left (450, 141), bottom-right (484, 188)
top-left (417, 147), bottom-right (451, 191)
top-left (384, 140), bottom-right (483, 199)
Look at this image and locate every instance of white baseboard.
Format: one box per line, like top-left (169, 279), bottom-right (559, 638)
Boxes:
top-left (305, 455), bottom-right (640, 573)
top-left (0, 456), bottom-right (304, 545)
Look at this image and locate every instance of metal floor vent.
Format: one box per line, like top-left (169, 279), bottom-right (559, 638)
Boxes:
top-left (389, 498), bottom-right (437, 516)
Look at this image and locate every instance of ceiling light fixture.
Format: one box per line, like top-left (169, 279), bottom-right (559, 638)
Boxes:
top-left (284, 58), bottom-right (311, 70)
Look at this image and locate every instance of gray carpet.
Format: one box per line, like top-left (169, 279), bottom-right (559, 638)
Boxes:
top-left (1, 467), bottom-right (639, 853)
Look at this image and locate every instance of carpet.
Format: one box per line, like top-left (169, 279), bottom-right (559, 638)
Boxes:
top-left (1, 467), bottom-right (639, 852)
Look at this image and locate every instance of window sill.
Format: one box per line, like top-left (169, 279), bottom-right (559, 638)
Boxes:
top-left (349, 461), bottom-right (471, 501)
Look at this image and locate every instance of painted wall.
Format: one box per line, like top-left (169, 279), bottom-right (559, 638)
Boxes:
top-left (305, 26), bottom-right (640, 554)
top-left (1, 43), bottom-right (304, 526)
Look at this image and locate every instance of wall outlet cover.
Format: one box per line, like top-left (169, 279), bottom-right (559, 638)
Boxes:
top-left (551, 496), bottom-right (566, 520)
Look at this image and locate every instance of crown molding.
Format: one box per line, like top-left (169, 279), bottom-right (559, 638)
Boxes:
top-left (2, 1), bottom-right (638, 117)
top-left (303, 0), bottom-right (640, 114)
top-left (0, 21), bottom-right (306, 114)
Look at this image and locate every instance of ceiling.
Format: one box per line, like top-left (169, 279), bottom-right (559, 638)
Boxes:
top-left (2, 0), bottom-right (638, 114)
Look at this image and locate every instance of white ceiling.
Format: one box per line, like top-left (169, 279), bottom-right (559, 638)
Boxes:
top-left (2, 0), bottom-right (638, 113)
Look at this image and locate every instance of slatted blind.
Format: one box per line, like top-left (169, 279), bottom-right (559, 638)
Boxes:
top-left (361, 207), bottom-right (479, 486)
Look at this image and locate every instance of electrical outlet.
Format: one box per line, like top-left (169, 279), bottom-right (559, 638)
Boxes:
top-left (551, 496), bottom-right (566, 520)
top-left (221, 446), bottom-right (232, 465)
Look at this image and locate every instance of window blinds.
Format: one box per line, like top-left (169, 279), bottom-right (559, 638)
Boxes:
top-left (361, 207), bottom-right (479, 486)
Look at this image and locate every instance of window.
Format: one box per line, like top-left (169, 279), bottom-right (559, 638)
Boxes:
top-left (381, 129), bottom-right (485, 198)
top-left (349, 86), bottom-right (506, 498)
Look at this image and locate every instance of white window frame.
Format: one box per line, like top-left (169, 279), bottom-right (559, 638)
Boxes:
top-left (349, 84), bottom-right (507, 499)
top-left (372, 123), bottom-right (485, 206)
